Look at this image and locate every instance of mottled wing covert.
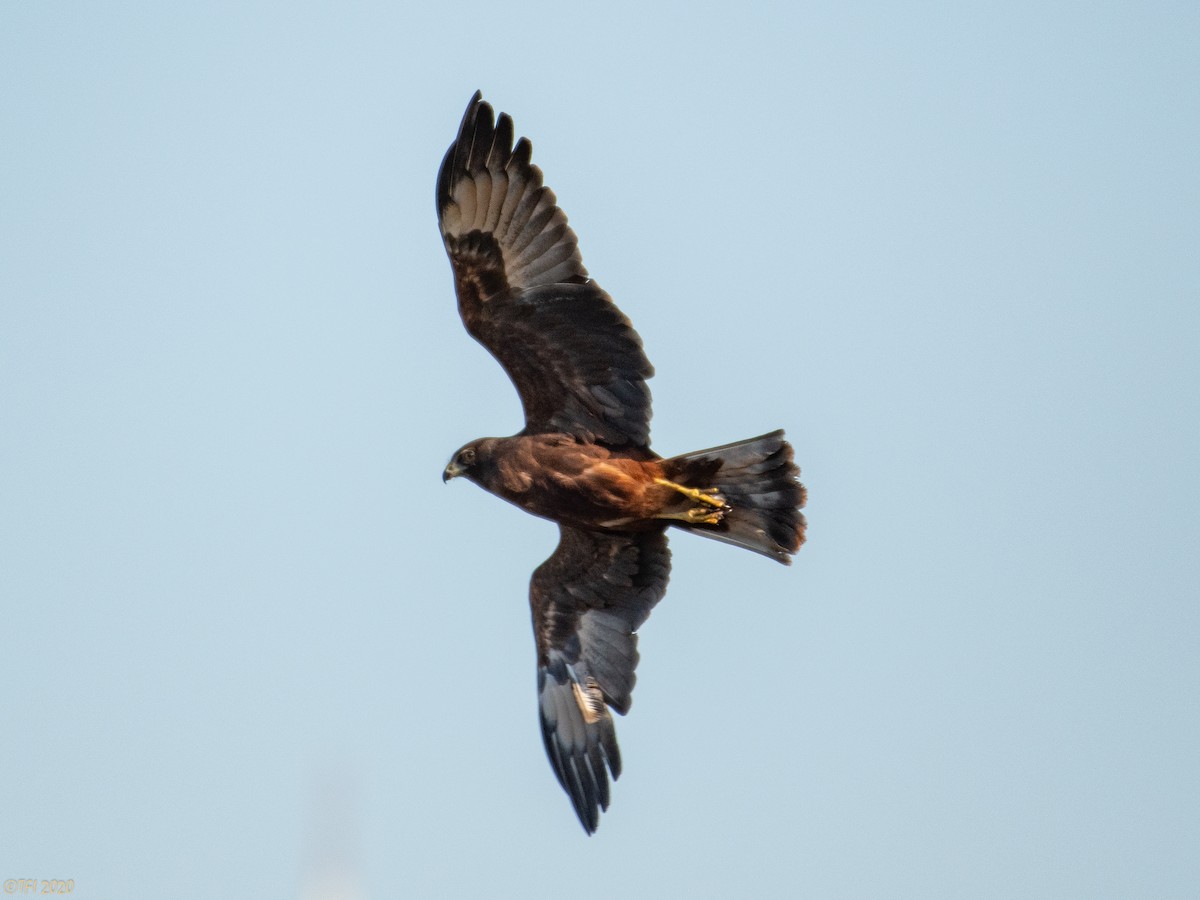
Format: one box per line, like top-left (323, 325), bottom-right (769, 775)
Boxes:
top-left (530, 526), bottom-right (671, 833)
top-left (437, 91), bottom-right (653, 447)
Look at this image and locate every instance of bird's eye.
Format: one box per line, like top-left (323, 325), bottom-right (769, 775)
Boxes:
top-left (459, 447), bottom-right (476, 466)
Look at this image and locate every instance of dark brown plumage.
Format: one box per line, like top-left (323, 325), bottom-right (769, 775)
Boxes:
top-left (437, 91), bottom-right (807, 833)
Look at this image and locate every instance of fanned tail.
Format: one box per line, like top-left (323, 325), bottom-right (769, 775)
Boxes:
top-left (663, 430), bottom-right (806, 564)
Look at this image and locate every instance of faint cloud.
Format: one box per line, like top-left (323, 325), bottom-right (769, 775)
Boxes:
top-left (299, 766), bottom-right (367, 900)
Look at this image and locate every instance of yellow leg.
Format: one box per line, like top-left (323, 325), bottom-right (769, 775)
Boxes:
top-left (685, 506), bottom-right (726, 525)
top-left (653, 477), bottom-right (728, 509)
top-left (657, 506), bottom-right (727, 526)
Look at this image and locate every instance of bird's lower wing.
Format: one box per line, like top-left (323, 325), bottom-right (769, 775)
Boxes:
top-left (530, 525), bottom-right (671, 833)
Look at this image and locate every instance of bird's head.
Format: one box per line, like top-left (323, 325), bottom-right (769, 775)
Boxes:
top-left (443, 439), bottom-right (498, 484)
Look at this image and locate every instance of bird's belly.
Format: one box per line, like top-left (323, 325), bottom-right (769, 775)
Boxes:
top-left (508, 462), bottom-right (656, 532)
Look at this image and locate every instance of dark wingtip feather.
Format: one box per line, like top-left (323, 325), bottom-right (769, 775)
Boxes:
top-left (436, 90), bottom-right (489, 213)
top-left (492, 113), bottom-right (515, 168)
top-left (509, 136), bottom-right (533, 170)
top-left (537, 667), bottom-right (622, 836)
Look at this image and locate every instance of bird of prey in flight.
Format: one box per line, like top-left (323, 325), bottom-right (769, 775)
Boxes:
top-left (437, 91), bottom-right (807, 833)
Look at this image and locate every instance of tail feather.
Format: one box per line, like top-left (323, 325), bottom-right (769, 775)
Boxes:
top-left (664, 430), bottom-right (806, 564)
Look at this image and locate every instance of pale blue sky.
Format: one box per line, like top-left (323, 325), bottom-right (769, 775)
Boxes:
top-left (2, 3), bottom-right (1198, 898)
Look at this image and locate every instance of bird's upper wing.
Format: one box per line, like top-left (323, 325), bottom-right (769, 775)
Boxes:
top-left (437, 91), bottom-right (653, 447)
top-left (530, 525), bottom-right (671, 833)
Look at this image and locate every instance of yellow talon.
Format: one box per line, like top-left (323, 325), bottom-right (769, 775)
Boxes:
top-left (654, 477), bottom-right (728, 509)
top-left (655, 504), bottom-right (728, 526)
top-left (685, 507), bottom-right (725, 525)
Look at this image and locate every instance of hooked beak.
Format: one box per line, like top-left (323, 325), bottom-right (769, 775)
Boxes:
top-left (442, 460), bottom-right (464, 483)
